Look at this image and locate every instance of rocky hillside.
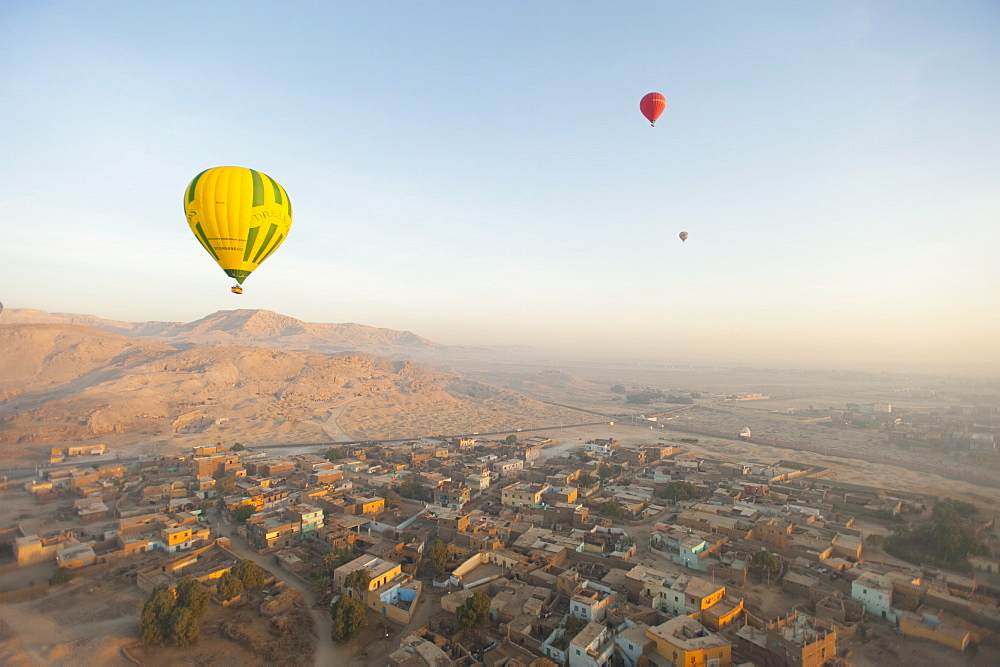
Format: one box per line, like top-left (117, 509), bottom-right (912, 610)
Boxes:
top-left (145, 309), bottom-right (440, 353)
top-left (0, 308), bottom-right (444, 358)
top-left (0, 323), bottom-right (586, 458)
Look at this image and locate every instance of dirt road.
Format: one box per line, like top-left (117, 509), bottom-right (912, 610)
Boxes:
top-left (213, 513), bottom-right (351, 666)
top-left (320, 398), bottom-right (360, 442)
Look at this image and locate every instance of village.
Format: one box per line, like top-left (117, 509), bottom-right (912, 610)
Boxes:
top-left (1, 425), bottom-right (999, 667)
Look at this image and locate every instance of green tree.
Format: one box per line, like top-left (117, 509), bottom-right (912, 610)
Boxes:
top-left (232, 505), bottom-right (255, 523)
top-left (886, 498), bottom-right (990, 572)
top-left (932, 500), bottom-right (959, 525)
top-left (344, 568), bottom-right (371, 599)
top-left (175, 576), bottom-right (210, 620)
top-left (397, 479), bottom-right (432, 502)
top-left (429, 539), bottom-right (449, 571)
top-left (330, 595), bottom-right (367, 643)
top-left (456, 591), bottom-right (491, 630)
top-left (598, 463), bottom-right (615, 481)
top-left (171, 606), bottom-right (201, 647)
top-left (656, 481), bottom-right (700, 503)
top-left (577, 472), bottom-right (594, 488)
top-left (505, 434), bottom-right (518, 446)
top-left (751, 551), bottom-right (781, 581)
top-left (324, 447), bottom-right (347, 461)
top-left (230, 443), bottom-right (245, 451)
top-left (215, 570), bottom-right (244, 601)
top-left (139, 584), bottom-right (175, 645)
top-left (231, 559), bottom-right (267, 591)
top-left (600, 501), bottom-right (626, 520)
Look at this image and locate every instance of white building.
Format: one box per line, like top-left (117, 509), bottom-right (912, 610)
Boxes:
top-left (568, 621), bottom-right (615, 667)
top-left (569, 580), bottom-right (615, 623)
top-left (540, 628), bottom-right (569, 664)
top-left (852, 571), bottom-right (896, 622)
top-left (614, 621), bottom-right (652, 667)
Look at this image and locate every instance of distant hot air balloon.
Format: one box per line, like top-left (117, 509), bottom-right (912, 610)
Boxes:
top-left (640, 92), bottom-right (666, 126)
top-left (184, 166), bottom-right (292, 294)
top-left (679, 232), bottom-right (689, 243)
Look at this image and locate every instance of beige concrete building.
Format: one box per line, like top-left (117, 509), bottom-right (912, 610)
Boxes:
top-left (502, 482), bottom-right (548, 507)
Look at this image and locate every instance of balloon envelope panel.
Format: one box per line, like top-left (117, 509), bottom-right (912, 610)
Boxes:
top-left (184, 166), bottom-right (292, 284)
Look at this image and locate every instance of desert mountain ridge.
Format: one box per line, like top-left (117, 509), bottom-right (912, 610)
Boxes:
top-left (0, 307), bottom-right (546, 362)
top-left (0, 321), bottom-right (588, 460)
top-left (0, 307), bottom-right (448, 356)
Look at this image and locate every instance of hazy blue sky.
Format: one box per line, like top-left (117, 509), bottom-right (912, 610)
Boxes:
top-left (2, 1), bottom-right (998, 375)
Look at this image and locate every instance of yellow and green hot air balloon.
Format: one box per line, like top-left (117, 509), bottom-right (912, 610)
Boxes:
top-left (184, 166), bottom-right (292, 294)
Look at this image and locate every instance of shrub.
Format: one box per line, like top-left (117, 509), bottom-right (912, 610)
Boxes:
top-left (49, 566), bottom-right (73, 585)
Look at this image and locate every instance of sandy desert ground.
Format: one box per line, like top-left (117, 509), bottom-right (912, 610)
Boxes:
top-left (554, 423), bottom-right (996, 505)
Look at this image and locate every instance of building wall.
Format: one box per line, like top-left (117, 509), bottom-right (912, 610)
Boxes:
top-left (851, 580), bottom-right (894, 621)
top-left (368, 580), bottom-right (421, 624)
top-left (58, 553), bottom-right (96, 568)
top-left (360, 499), bottom-right (385, 514)
top-left (648, 635), bottom-right (731, 667)
top-left (568, 624), bottom-right (613, 667)
top-left (368, 565), bottom-right (402, 592)
top-left (541, 629), bottom-right (568, 665)
top-left (164, 529), bottom-right (193, 548)
top-left (696, 588), bottom-right (726, 611)
top-left (333, 557), bottom-right (402, 594)
top-left (899, 616), bottom-right (970, 652)
top-left (466, 474), bottom-right (490, 490)
top-left (703, 598), bottom-right (744, 630)
top-left (615, 633), bottom-right (648, 667)
top-left (15, 537), bottom-right (67, 566)
top-left (570, 597), bottom-right (604, 623)
top-left (449, 552), bottom-right (489, 582)
top-left (502, 484), bottom-right (544, 507)
top-left (799, 629), bottom-right (838, 666)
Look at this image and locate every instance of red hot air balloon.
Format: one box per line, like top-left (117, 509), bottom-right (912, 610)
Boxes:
top-left (640, 92), bottom-right (666, 126)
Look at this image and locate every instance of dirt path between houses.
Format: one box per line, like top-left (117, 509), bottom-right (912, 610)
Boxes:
top-left (214, 514), bottom-right (350, 666)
